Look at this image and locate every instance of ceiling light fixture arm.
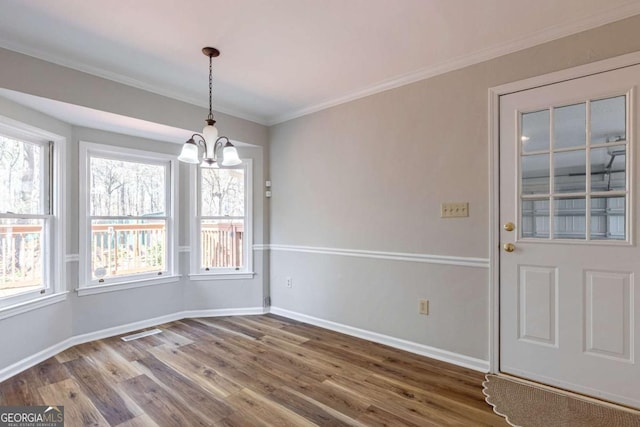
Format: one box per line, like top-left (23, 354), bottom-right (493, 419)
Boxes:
top-left (185, 134), bottom-right (234, 167)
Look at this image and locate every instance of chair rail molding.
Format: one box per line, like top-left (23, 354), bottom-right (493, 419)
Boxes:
top-left (264, 244), bottom-right (489, 268)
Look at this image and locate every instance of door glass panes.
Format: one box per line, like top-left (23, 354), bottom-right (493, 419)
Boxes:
top-left (590, 196), bottom-right (625, 240)
top-left (554, 150), bottom-right (586, 193)
top-left (522, 154), bottom-right (549, 195)
top-left (590, 146), bottom-right (626, 192)
top-left (521, 110), bottom-right (549, 153)
top-left (519, 94), bottom-right (629, 241)
top-left (554, 198), bottom-right (586, 239)
top-left (554, 103), bottom-right (586, 149)
top-left (521, 199), bottom-right (549, 238)
top-left (591, 96), bottom-right (626, 144)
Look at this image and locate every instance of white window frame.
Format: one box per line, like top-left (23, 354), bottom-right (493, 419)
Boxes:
top-left (189, 158), bottom-right (254, 280)
top-left (78, 141), bottom-right (179, 295)
top-left (0, 116), bottom-right (66, 316)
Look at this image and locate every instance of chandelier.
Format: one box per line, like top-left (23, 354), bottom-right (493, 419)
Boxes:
top-left (178, 47), bottom-right (241, 167)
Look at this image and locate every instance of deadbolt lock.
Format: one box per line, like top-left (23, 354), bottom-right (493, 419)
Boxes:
top-left (503, 222), bottom-right (515, 232)
top-left (503, 243), bottom-right (516, 252)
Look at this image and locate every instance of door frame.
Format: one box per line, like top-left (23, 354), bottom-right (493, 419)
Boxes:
top-left (488, 50), bottom-right (640, 374)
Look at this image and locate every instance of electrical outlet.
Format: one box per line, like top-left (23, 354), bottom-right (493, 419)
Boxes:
top-left (440, 202), bottom-right (469, 218)
top-left (419, 299), bottom-right (429, 315)
top-left (286, 276), bottom-right (293, 288)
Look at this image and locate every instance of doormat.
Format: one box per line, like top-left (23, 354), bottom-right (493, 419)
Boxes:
top-left (482, 374), bottom-right (640, 427)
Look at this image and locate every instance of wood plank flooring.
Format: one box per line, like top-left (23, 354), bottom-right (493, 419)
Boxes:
top-left (0, 315), bottom-right (506, 426)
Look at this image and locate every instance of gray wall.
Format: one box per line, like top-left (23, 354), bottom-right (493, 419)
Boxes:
top-left (269, 15), bottom-right (640, 361)
top-left (0, 56), bottom-right (268, 370)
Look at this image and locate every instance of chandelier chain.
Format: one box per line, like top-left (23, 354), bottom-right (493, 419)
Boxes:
top-left (208, 54), bottom-right (213, 120)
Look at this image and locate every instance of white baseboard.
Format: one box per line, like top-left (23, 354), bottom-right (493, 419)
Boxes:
top-left (269, 306), bottom-right (489, 372)
top-left (0, 338), bottom-right (75, 384)
top-left (0, 307), bottom-right (267, 383)
top-left (0, 305), bottom-right (487, 383)
top-left (183, 307), bottom-right (268, 318)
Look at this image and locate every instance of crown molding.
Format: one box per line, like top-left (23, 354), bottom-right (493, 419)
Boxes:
top-left (266, 3), bottom-right (640, 125)
top-left (0, 39), bottom-right (269, 126)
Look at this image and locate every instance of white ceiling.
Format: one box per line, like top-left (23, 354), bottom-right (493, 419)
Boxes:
top-left (1, 0), bottom-right (640, 125)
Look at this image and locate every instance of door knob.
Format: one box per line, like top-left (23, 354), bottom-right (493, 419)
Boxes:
top-left (503, 243), bottom-right (515, 252)
top-left (503, 222), bottom-right (515, 231)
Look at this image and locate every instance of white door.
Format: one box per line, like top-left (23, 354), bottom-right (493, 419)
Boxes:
top-left (500, 64), bottom-right (640, 408)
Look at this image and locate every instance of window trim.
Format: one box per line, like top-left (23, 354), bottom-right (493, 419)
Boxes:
top-left (0, 116), bottom-right (66, 312)
top-left (189, 158), bottom-right (253, 277)
top-left (78, 141), bottom-right (178, 293)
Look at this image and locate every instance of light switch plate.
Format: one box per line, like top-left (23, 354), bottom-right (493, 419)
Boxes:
top-left (419, 299), bottom-right (429, 315)
top-left (441, 202), bottom-right (469, 218)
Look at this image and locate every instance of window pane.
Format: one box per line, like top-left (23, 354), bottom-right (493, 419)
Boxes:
top-left (554, 198), bottom-right (586, 239)
top-left (90, 157), bottom-right (166, 216)
top-left (521, 109), bottom-right (549, 153)
top-left (201, 167), bottom-right (245, 216)
top-left (0, 136), bottom-right (43, 215)
top-left (554, 150), bottom-right (586, 193)
top-left (590, 146), bottom-right (626, 192)
top-left (522, 154), bottom-right (549, 195)
top-left (591, 196), bottom-right (625, 240)
top-left (0, 218), bottom-right (44, 297)
top-left (591, 96), bottom-right (626, 145)
top-left (521, 199), bottom-right (549, 238)
top-left (201, 219), bottom-right (244, 269)
top-left (91, 219), bottom-right (166, 280)
top-left (553, 103), bottom-right (585, 149)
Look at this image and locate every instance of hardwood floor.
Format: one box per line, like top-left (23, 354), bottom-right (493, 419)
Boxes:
top-left (0, 315), bottom-right (506, 426)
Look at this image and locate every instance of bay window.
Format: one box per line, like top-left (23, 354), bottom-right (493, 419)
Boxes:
top-left (79, 142), bottom-right (177, 293)
top-left (0, 131), bottom-right (55, 308)
top-left (192, 160), bottom-right (252, 278)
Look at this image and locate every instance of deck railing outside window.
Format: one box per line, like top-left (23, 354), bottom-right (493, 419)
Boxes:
top-left (0, 224), bottom-right (43, 297)
top-left (201, 221), bottom-right (244, 269)
top-left (2, 222), bottom-right (245, 290)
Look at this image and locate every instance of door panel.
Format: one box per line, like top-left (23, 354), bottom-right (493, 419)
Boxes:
top-left (584, 270), bottom-right (632, 361)
top-left (518, 265), bottom-right (558, 346)
top-left (499, 64), bottom-right (640, 408)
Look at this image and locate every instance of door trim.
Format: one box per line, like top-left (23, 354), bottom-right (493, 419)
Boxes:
top-left (488, 50), bottom-right (640, 374)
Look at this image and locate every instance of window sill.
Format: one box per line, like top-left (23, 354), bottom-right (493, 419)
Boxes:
top-left (189, 272), bottom-right (256, 281)
top-left (76, 275), bottom-right (181, 296)
top-left (0, 292), bottom-right (69, 321)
